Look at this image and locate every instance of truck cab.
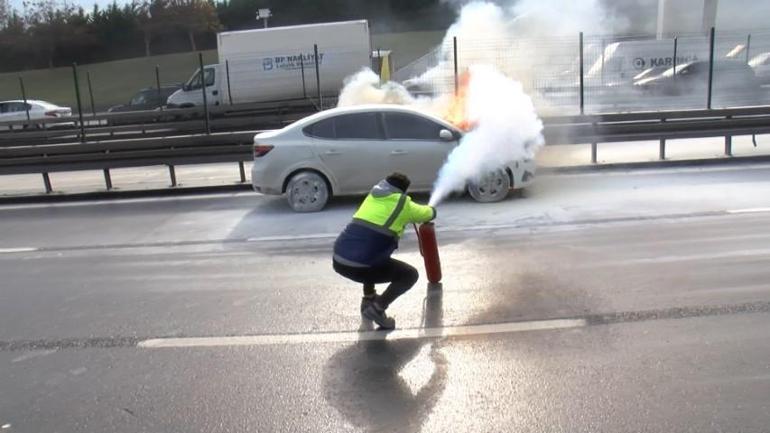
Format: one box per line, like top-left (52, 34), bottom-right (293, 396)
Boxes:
top-left (166, 65), bottom-right (225, 108)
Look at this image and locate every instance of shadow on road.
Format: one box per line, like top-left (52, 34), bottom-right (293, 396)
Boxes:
top-left (323, 287), bottom-right (447, 433)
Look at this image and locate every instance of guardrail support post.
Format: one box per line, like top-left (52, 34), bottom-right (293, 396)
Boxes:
top-left (238, 161), bottom-right (246, 183)
top-left (659, 118), bottom-right (667, 160)
top-left (103, 168), bottom-right (113, 190)
top-left (725, 135), bottom-right (732, 156)
top-left (42, 173), bottom-right (52, 193)
top-left (591, 142), bottom-right (597, 164)
top-left (168, 164), bottom-right (177, 187)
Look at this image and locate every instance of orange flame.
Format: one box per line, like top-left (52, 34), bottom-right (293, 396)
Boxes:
top-left (443, 70), bottom-right (475, 131)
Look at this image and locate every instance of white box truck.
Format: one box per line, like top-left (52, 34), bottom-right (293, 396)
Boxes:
top-left (167, 20), bottom-right (371, 107)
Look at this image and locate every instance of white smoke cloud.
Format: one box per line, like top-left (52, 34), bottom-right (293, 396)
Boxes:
top-left (428, 65), bottom-right (543, 206)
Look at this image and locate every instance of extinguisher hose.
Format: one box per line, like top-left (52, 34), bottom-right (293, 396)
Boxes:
top-left (413, 223), bottom-right (425, 257)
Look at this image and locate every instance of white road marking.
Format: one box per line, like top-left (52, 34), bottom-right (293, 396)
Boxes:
top-left (727, 207), bottom-right (770, 214)
top-left (583, 248), bottom-right (770, 267)
top-left (0, 191), bottom-right (254, 211)
top-left (247, 233), bottom-right (337, 242)
top-left (138, 318), bottom-right (587, 348)
top-left (1, 423), bottom-right (11, 429)
top-left (0, 247), bottom-right (38, 254)
top-left (11, 349), bottom-right (58, 363)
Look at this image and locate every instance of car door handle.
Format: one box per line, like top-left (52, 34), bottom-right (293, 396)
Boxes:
top-left (324, 150), bottom-right (341, 156)
top-left (391, 150), bottom-right (409, 155)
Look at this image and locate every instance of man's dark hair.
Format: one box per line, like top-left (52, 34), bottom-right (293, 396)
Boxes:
top-left (386, 172), bottom-right (411, 192)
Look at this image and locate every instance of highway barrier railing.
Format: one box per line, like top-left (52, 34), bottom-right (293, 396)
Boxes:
top-left (1, 105), bottom-right (769, 194)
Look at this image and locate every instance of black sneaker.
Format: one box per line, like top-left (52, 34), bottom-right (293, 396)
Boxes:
top-left (362, 302), bottom-right (395, 330)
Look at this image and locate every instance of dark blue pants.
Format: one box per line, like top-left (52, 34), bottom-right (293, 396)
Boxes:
top-left (333, 258), bottom-right (419, 309)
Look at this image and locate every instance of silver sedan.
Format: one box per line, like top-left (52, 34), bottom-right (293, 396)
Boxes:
top-left (251, 104), bottom-right (536, 212)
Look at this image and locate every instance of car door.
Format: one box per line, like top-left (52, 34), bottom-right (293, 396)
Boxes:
top-left (382, 111), bottom-right (458, 190)
top-left (308, 112), bottom-right (392, 194)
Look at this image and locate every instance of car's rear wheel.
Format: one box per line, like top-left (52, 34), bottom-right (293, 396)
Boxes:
top-left (286, 171), bottom-right (330, 212)
top-left (468, 169), bottom-right (511, 203)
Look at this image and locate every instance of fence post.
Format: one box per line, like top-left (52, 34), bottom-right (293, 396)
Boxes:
top-left (103, 168), bottom-right (112, 190)
top-left (745, 34), bottom-right (751, 63)
top-left (299, 53), bottom-right (307, 99)
top-left (673, 37), bottom-right (678, 78)
top-left (18, 77), bottom-right (30, 122)
top-left (579, 32), bottom-right (585, 115)
top-left (72, 63), bottom-right (86, 142)
top-left (600, 38), bottom-right (605, 86)
top-left (659, 119), bottom-right (667, 160)
top-left (453, 36), bottom-right (459, 95)
top-left (168, 164), bottom-right (177, 187)
top-left (707, 27), bottom-right (715, 109)
top-left (225, 60), bottom-right (233, 105)
top-left (42, 173), bottom-right (52, 193)
top-left (86, 71), bottom-right (96, 117)
top-left (155, 65), bottom-right (163, 110)
top-left (198, 52), bottom-right (210, 134)
top-left (314, 44), bottom-right (322, 107)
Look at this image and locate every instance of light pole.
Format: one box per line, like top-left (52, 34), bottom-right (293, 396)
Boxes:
top-left (256, 8), bottom-right (271, 29)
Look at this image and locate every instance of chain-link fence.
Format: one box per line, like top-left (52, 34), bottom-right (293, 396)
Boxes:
top-left (399, 29), bottom-right (770, 115)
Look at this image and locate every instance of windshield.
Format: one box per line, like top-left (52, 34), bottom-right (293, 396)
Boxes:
top-left (130, 91), bottom-right (153, 105)
top-left (186, 68), bottom-right (215, 90)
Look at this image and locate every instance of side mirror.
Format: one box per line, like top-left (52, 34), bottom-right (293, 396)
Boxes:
top-left (439, 129), bottom-right (455, 141)
top-left (182, 84), bottom-right (190, 91)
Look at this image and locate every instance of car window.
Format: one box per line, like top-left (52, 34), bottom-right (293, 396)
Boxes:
top-left (7, 102), bottom-right (29, 112)
top-left (333, 113), bottom-right (384, 140)
top-left (130, 92), bottom-right (152, 105)
top-left (304, 117), bottom-right (335, 139)
top-left (384, 112), bottom-right (444, 140)
top-left (204, 69), bottom-right (215, 87)
top-left (0, 103), bottom-right (7, 113)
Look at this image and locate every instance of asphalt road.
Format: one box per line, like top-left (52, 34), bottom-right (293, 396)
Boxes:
top-left (1, 165), bottom-right (770, 432)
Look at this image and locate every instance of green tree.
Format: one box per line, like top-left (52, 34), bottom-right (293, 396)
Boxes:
top-left (167, 0), bottom-right (220, 51)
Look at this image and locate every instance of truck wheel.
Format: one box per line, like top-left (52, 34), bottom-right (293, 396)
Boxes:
top-left (286, 171), bottom-right (330, 212)
top-left (468, 169), bottom-right (510, 203)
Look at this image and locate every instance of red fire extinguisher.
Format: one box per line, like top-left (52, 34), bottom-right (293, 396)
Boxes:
top-left (416, 222), bottom-right (442, 284)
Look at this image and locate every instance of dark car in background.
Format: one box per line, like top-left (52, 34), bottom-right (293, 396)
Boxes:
top-left (634, 60), bottom-right (764, 107)
top-left (108, 85), bottom-right (182, 113)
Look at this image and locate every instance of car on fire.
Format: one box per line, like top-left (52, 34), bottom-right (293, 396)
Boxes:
top-left (251, 104), bottom-right (536, 212)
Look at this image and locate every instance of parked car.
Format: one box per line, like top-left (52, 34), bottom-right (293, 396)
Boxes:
top-left (749, 52), bottom-right (770, 85)
top-left (634, 60), bottom-right (764, 106)
top-left (0, 99), bottom-right (72, 130)
top-left (107, 85), bottom-right (182, 113)
top-left (251, 104), bottom-right (536, 212)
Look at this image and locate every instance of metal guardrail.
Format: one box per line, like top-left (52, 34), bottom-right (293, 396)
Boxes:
top-left (1, 105), bottom-right (769, 194)
top-left (542, 105), bottom-right (770, 162)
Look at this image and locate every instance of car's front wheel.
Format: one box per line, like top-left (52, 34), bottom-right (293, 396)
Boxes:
top-left (286, 171), bottom-right (330, 212)
top-left (468, 169), bottom-right (511, 203)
